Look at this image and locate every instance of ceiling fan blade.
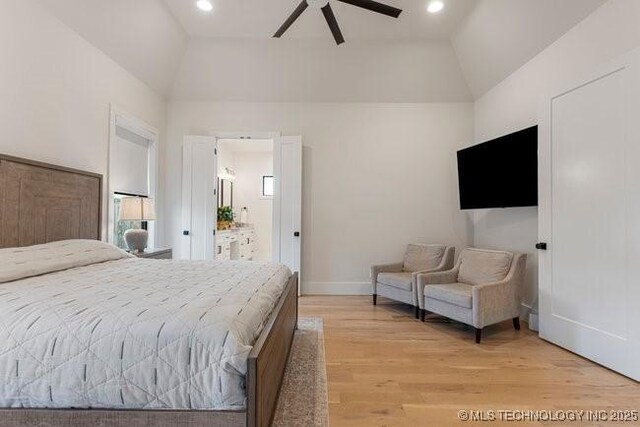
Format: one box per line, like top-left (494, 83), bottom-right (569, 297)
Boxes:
top-left (273, 0), bottom-right (309, 38)
top-left (336, 0), bottom-right (402, 18)
top-left (321, 4), bottom-right (345, 45)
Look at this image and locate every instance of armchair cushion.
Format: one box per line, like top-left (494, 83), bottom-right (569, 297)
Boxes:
top-left (458, 248), bottom-right (513, 286)
top-left (425, 283), bottom-right (472, 309)
top-left (416, 267), bottom-right (460, 309)
top-left (377, 272), bottom-right (413, 291)
top-left (403, 244), bottom-right (446, 273)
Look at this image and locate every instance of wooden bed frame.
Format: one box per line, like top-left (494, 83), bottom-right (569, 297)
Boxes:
top-left (0, 154), bottom-right (299, 427)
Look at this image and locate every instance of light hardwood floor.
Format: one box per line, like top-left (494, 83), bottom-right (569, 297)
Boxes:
top-left (299, 296), bottom-right (640, 427)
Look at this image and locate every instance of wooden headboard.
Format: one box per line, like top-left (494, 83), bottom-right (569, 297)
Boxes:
top-left (0, 154), bottom-right (102, 248)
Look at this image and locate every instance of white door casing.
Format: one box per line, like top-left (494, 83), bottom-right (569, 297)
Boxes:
top-left (108, 107), bottom-right (159, 247)
top-left (181, 136), bottom-right (217, 260)
top-left (273, 136), bottom-right (302, 282)
top-left (181, 133), bottom-right (302, 276)
top-left (538, 48), bottom-right (640, 380)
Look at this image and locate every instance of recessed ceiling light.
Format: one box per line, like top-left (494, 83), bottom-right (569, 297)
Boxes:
top-left (196, 0), bottom-right (213, 12)
top-left (427, 0), bottom-right (444, 14)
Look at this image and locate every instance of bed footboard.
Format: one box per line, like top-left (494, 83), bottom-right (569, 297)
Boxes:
top-left (0, 408), bottom-right (244, 427)
top-left (0, 272), bottom-right (299, 427)
top-left (246, 272), bottom-right (299, 427)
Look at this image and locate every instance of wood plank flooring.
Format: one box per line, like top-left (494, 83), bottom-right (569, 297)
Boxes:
top-left (299, 296), bottom-right (640, 426)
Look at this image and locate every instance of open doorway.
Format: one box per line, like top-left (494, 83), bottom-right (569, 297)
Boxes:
top-left (182, 134), bottom-right (301, 279)
top-left (216, 138), bottom-right (273, 262)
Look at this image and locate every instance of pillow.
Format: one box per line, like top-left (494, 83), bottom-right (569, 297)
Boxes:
top-left (458, 248), bottom-right (513, 286)
top-left (0, 239), bottom-right (133, 283)
top-left (402, 244), bottom-right (446, 272)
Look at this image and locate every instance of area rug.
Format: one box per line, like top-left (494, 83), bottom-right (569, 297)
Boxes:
top-left (272, 317), bottom-right (329, 427)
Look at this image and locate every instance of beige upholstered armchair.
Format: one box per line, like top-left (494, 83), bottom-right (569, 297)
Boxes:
top-left (417, 248), bottom-right (527, 343)
top-left (371, 244), bottom-right (455, 318)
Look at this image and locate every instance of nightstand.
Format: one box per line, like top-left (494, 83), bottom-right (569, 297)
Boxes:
top-left (133, 248), bottom-right (172, 260)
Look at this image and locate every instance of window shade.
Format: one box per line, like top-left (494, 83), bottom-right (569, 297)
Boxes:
top-left (111, 125), bottom-right (150, 196)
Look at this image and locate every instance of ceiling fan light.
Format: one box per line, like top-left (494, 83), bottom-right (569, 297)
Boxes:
top-left (196, 0), bottom-right (213, 12)
top-left (427, 0), bottom-right (444, 14)
top-left (274, 0), bottom-right (403, 44)
top-left (307, 0), bottom-right (330, 10)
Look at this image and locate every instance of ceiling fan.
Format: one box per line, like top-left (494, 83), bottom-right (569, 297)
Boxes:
top-left (273, 0), bottom-right (402, 45)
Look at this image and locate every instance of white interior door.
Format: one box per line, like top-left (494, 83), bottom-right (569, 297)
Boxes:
top-left (273, 136), bottom-right (302, 280)
top-left (181, 136), bottom-right (217, 260)
top-left (538, 48), bottom-right (640, 380)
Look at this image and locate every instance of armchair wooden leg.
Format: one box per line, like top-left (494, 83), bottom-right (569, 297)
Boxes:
top-left (512, 317), bottom-right (521, 330)
top-left (373, 294), bottom-right (377, 305)
top-left (475, 328), bottom-right (482, 344)
top-left (420, 309), bottom-right (426, 322)
top-left (414, 306), bottom-right (421, 319)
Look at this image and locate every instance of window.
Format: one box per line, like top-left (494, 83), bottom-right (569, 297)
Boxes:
top-left (113, 194), bottom-right (135, 249)
top-left (109, 110), bottom-right (158, 249)
top-left (262, 175), bottom-right (274, 197)
top-left (111, 126), bottom-right (151, 197)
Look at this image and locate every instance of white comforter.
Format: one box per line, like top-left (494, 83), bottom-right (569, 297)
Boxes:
top-left (0, 240), bottom-right (291, 410)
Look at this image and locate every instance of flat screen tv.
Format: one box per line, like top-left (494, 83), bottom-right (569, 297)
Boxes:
top-left (457, 126), bottom-right (538, 210)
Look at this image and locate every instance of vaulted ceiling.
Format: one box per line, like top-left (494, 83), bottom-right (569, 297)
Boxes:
top-left (162, 0), bottom-right (477, 40)
top-left (37, 0), bottom-right (188, 95)
top-left (36, 0), bottom-right (606, 101)
top-left (452, 0), bottom-right (606, 97)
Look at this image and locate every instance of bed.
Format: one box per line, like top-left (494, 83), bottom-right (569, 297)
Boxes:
top-left (0, 154), bottom-right (298, 427)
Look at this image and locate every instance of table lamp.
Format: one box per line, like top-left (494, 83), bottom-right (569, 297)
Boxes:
top-left (119, 197), bottom-right (156, 253)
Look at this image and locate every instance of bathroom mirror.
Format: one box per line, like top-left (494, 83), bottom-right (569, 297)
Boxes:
top-left (218, 178), bottom-right (233, 208)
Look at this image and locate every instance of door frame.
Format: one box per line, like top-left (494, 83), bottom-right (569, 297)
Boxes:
top-left (210, 131), bottom-right (283, 263)
top-left (184, 131), bottom-right (303, 279)
top-left (107, 105), bottom-right (159, 248)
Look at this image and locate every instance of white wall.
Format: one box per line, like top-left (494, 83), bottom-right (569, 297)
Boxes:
top-left (216, 144), bottom-right (235, 179)
top-left (171, 39), bottom-right (472, 103)
top-left (0, 0), bottom-right (166, 243)
top-left (166, 101), bottom-right (474, 294)
top-left (473, 0), bottom-right (640, 316)
top-left (233, 151), bottom-right (273, 262)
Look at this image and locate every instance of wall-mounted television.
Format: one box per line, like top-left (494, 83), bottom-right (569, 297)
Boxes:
top-left (457, 126), bottom-right (538, 210)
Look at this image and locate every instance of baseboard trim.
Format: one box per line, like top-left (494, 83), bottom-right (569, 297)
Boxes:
top-left (302, 281), bottom-right (370, 296)
top-left (300, 285), bottom-right (540, 327)
top-left (528, 313), bottom-right (539, 332)
top-left (520, 302), bottom-right (539, 331)
top-left (519, 302), bottom-right (532, 319)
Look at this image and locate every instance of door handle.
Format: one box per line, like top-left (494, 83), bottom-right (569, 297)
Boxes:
top-left (294, 232), bottom-right (300, 237)
top-left (535, 242), bottom-right (547, 250)
top-left (183, 230), bottom-right (190, 236)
